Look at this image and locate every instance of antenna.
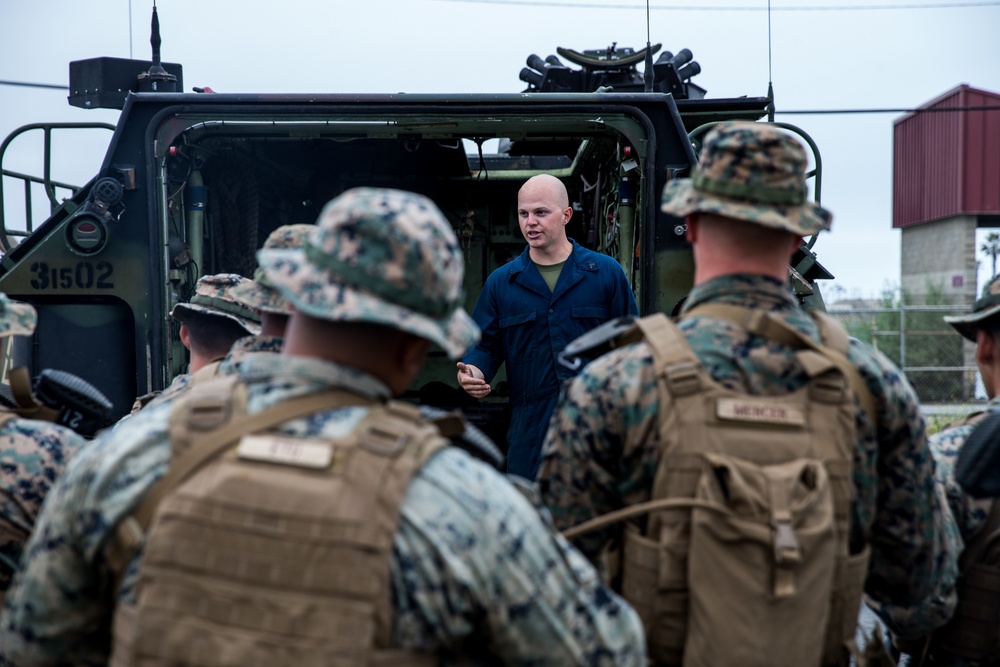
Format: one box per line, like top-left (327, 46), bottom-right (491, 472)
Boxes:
top-left (643, 0), bottom-right (654, 93)
top-left (136, 1), bottom-right (179, 93)
top-left (149, 2), bottom-right (165, 74)
top-left (129, 0), bottom-right (134, 60)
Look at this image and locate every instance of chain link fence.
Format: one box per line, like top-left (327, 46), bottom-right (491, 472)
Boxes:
top-left (827, 304), bottom-right (985, 425)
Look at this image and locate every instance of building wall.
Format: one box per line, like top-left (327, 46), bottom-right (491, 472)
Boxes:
top-left (900, 215), bottom-right (978, 305)
top-left (962, 88), bottom-right (1000, 215)
top-left (901, 215), bottom-right (979, 400)
top-left (893, 85), bottom-right (1000, 229)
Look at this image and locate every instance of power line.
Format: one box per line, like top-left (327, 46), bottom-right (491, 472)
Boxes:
top-left (776, 105), bottom-right (1000, 115)
top-left (0, 80), bottom-right (67, 91)
top-left (433, 0), bottom-right (1000, 9)
top-left (1, 75), bottom-right (995, 117)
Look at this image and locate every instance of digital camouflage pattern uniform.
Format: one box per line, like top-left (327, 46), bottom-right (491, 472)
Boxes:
top-left (132, 273), bottom-right (263, 412)
top-left (0, 294), bottom-right (88, 593)
top-left (933, 274), bottom-right (1000, 547)
top-left (214, 334), bottom-right (283, 376)
top-left (214, 224), bottom-right (318, 376)
top-left (930, 400), bottom-right (994, 563)
top-left (0, 187), bottom-right (645, 666)
top-left (917, 414), bottom-right (993, 667)
top-left (903, 277), bottom-right (1000, 666)
top-left (168, 272), bottom-right (263, 335)
top-left (231, 222), bottom-right (314, 317)
top-left (537, 122), bottom-right (960, 643)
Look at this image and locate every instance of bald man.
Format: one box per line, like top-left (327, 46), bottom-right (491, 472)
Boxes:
top-left (458, 174), bottom-right (638, 478)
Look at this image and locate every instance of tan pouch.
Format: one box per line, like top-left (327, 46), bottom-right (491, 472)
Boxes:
top-left (684, 453), bottom-right (837, 667)
top-left (620, 521), bottom-right (687, 664)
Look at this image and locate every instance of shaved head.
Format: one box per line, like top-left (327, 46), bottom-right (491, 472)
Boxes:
top-left (519, 174), bottom-right (569, 208)
top-left (517, 174), bottom-right (573, 263)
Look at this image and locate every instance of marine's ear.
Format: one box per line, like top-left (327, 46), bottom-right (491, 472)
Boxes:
top-left (976, 328), bottom-right (996, 368)
top-left (391, 334), bottom-right (432, 395)
top-left (685, 214), bottom-right (699, 243)
top-left (179, 323), bottom-right (192, 351)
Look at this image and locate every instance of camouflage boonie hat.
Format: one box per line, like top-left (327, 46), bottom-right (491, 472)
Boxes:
top-left (0, 293), bottom-right (36, 338)
top-left (170, 273), bottom-right (262, 335)
top-left (661, 121), bottom-right (832, 236)
top-left (259, 187), bottom-right (480, 359)
top-left (944, 275), bottom-right (1000, 342)
top-left (232, 224), bottom-right (314, 315)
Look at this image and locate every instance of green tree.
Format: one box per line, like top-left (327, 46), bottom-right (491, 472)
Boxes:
top-left (981, 231), bottom-right (1000, 278)
top-left (835, 282), bottom-right (965, 403)
top-left (901, 283), bottom-right (964, 402)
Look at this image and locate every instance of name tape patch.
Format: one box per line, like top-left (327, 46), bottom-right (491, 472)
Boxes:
top-left (237, 434), bottom-right (333, 469)
top-left (716, 398), bottom-right (805, 426)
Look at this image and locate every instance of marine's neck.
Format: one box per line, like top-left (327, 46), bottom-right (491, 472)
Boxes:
top-left (529, 239), bottom-right (573, 266)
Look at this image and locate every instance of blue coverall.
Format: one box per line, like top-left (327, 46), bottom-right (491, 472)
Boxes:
top-left (463, 240), bottom-right (639, 478)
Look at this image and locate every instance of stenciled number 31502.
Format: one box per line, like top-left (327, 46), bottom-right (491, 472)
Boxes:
top-left (29, 261), bottom-right (114, 290)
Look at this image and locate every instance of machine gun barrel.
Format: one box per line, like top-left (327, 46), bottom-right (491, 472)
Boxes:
top-left (519, 67), bottom-right (544, 87)
top-left (526, 54), bottom-right (548, 72)
top-left (677, 61), bottom-right (701, 81)
top-left (668, 48), bottom-right (693, 69)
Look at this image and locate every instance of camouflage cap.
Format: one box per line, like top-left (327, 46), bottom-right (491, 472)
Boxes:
top-left (944, 275), bottom-right (1000, 342)
top-left (231, 224), bottom-right (314, 315)
top-left (258, 187), bottom-right (480, 359)
top-left (0, 293), bottom-right (36, 338)
top-left (661, 121), bottom-right (832, 236)
top-left (170, 273), bottom-right (263, 335)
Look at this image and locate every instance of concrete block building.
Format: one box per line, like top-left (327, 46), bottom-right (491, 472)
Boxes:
top-left (894, 85), bottom-right (1000, 399)
top-left (895, 84), bottom-right (1000, 305)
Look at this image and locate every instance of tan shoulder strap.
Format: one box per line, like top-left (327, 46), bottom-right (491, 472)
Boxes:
top-left (634, 313), bottom-right (704, 396)
top-left (7, 367), bottom-right (60, 423)
top-left (187, 359), bottom-right (223, 387)
top-left (356, 398), bottom-right (445, 458)
top-left (810, 311), bottom-right (850, 354)
top-left (105, 387), bottom-right (375, 581)
top-left (129, 390), bottom-right (161, 415)
top-left (634, 313), bottom-right (692, 364)
top-left (684, 303), bottom-right (877, 427)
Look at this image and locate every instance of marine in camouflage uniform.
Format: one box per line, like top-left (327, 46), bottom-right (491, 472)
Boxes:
top-left (219, 223), bottom-right (315, 376)
top-left (894, 276), bottom-right (1000, 666)
top-left (933, 275), bottom-right (1000, 547)
top-left (132, 273), bottom-right (262, 412)
top-left (537, 122), bottom-right (960, 646)
top-left (0, 294), bottom-right (88, 596)
top-left (0, 187), bottom-right (645, 665)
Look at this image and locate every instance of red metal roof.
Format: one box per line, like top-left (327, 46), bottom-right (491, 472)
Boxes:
top-left (893, 84), bottom-right (1000, 229)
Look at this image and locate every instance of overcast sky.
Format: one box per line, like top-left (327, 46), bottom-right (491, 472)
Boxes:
top-left (2, 0), bottom-right (999, 300)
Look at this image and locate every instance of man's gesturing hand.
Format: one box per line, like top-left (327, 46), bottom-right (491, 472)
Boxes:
top-left (456, 362), bottom-right (491, 398)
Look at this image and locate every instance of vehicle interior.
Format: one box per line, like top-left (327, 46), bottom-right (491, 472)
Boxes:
top-left (160, 112), bottom-right (651, 446)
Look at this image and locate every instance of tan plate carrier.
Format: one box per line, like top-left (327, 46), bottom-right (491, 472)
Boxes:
top-left (105, 375), bottom-right (446, 666)
top-left (564, 306), bottom-right (875, 667)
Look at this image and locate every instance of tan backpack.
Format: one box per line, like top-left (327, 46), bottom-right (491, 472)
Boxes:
top-left (106, 375), bottom-right (446, 667)
top-left (565, 305), bottom-right (875, 667)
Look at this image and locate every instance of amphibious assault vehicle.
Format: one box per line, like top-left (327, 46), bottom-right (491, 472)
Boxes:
top-left (0, 11), bottom-right (832, 440)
